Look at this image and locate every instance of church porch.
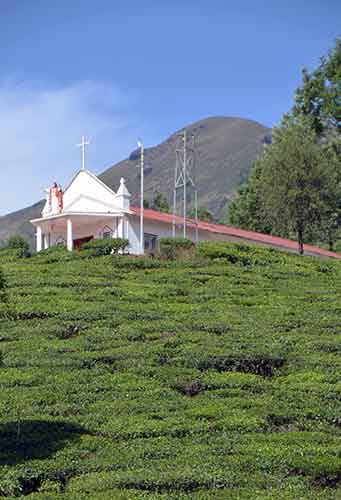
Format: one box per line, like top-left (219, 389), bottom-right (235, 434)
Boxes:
top-left (31, 213), bottom-right (128, 252)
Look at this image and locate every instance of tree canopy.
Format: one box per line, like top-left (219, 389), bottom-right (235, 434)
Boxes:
top-left (228, 39), bottom-right (341, 253)
top-left (188, 206), bottom-right (214, 222)
top-left (145, 191), bottom-right (170, 213)
top-left (293, 38), bottom-right (341, 134)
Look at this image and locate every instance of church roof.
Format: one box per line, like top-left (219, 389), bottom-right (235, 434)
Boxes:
top-left (63, 169), bottom-right (117, 197)
top-left (130, 206), bottom-right (341, 260)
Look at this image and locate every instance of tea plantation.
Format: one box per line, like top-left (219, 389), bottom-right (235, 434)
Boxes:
top-left (0, 243), bottom-right (340, 499)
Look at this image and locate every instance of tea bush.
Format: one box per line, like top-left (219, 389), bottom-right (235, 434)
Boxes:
top-left (0, 267), bottom-right (6, 302)
top-left (0, 248), bottom-right (26, 263)
top-left (6, 234), bottom-right (30, 255)
top-left (0, 241), bottom-right (340, 499)
top-left (83, 237), bottom-right (129, 256)
top-left (159, 237), bottom-right (194, 259)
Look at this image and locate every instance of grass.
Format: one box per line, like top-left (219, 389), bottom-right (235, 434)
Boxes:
top-left (0, 243), bottom-right (340, 499)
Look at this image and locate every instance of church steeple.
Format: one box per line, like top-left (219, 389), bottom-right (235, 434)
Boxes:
top-left (115, 177), bottom-right (131, 209)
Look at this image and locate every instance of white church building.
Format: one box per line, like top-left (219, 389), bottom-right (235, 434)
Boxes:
top-left (30, 167), bottom-right (222, 255)
top-left (30, 166), bottom-right (341, 260)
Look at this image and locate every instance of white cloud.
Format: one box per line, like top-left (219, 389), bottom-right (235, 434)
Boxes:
top-left (0, 79), bottom-right (146, 215)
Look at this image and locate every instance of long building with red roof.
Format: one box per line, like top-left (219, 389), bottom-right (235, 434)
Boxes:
top-left (30, 169), bottom-right (341, 259)
top-left (131, 206), bottom-right (341, 260)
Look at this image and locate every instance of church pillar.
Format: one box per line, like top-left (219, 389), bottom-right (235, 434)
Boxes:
top-left (43, 233), bottom-right (50, 250)
top-left (67, 219), bottom-right (73, 251)
top-left (118, 216), bottom-right (124, 239)
top-left (36, 226), bottom-right (42, 252)
top-left (113, 217), bottom-right (118, 238)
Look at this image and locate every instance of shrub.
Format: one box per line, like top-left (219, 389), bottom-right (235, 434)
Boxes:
top-left (197, 356), bottom-right (285, 377)
top-left (56, 324), bottom-right (80, 340)
top-left (7, 234), bottom-right (29, 253)
top-left (83, 238), bottom-right (129, 256)
top-left (197, 241), bottom-right (252, 265)
top-left (111, 255), bottom-right (162, 269)
top-left (159, 237), bottom-right (194, 259)
top-left (172, 379), bottom-right (206, 397)
top-left (33, 245), bottom-right (73, 263)
top-left (0, 267), bottom-right (6, 302)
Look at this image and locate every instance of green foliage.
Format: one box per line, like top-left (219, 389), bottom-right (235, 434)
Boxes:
top-left (159, 237), bottom-right (194, 259)
top-left (0, 245), bottom-right (340, 498)
top-left (148, 190), bottom-right (170, 213)
top-left (7, 234), bottom-right (30, 253)
top-left (0, 267), bottom-right (6, 292)
top-left (197, 241), bottom-right (252, 265)
top-left (229, 120), bottom-right (341, 254)
top-left (33, 245), bottom-right (77, 263)
top-left (227, 160), bottom-right (272, 234)
top-left (188, 206), bottom-right (214, 222)
top-left (0, 248), bottom-right (25, 264)
top-left (260, 121), bottom-right (339, 254)
top-left (293, 38), bottom-right (341, 134)
top-left (82, 238), bottom-right (129, 256)
top-left (229, 40), bottom-right (341, 253)
top-left (0, 267), bottom-right (6, 303)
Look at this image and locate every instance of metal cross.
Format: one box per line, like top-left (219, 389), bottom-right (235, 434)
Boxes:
top-left (77, 135), bottom-right (90, 170)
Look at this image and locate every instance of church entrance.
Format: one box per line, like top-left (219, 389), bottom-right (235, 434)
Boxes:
top-left (73, 236), bottom-right (93, 250)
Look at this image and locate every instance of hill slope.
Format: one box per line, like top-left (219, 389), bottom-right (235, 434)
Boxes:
top-left (0, 243), bottom-right (340, 498)
top-left (0, 116), bottom-right (269, 246)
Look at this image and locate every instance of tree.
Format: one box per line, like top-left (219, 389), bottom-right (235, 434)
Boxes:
top-left (188, 206), bottom-right (214, 222)
top-left (151, 191), bottom-right (170, 213)
top-left (7, 234), bottom-right (29, 252)
top-left (225, 40), bottom-right (341, 251)
top-left (227, 160), bottom-right (272, 234)
top-left (318, 136), bottom-right (341, 250)
top-left (293, 38), bottom-right (341, 134)
top-left (260, 120), bottom-right (339, 254)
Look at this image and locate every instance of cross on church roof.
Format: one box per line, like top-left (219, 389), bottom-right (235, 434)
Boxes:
top-left (76, 135), bottom-right (90, 170)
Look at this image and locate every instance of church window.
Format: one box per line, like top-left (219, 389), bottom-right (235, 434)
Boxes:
top-left (102, 225), bottom-right (113, 239)
top-left (55, 235), bottom-right (66, 246)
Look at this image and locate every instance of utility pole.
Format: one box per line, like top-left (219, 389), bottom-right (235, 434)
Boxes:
top-left (137, 139), bottom-right (144, 254)
top-left (183, 130), bottom-right (187, 238)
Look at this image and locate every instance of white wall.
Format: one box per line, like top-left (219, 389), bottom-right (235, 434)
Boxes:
top-left (42, 213), bottom-right (258, 254)
top-left (127, 215), bottom-right (219, 254)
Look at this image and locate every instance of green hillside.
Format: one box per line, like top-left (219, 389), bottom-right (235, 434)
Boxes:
top-left (0, 243), bottom-right (340, 499)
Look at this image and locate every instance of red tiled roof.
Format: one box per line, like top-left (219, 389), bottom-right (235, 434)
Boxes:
top-left (131, 206), bottom-right (341, 260)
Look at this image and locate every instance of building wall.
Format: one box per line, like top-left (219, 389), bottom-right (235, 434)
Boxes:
top-left (127, 215), bottom-right (295, 255)
top-left (127, 215), bottom-right (219, 254)
top-left (42, 213), bottom-right (294, 255)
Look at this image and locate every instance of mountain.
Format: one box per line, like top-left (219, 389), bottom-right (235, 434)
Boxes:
top-left (0, 116), bottom-right (270, 246)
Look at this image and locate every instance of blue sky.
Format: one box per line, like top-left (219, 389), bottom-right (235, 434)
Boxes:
top-left (0, 0), bottom-right (340, 214)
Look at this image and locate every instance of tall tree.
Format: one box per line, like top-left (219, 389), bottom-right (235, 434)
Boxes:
top-left (227, 160), bottom-right (272, 234)
top-left (293, 38), bottom-right (341, 134)
top-left (318, 135), bottom-right (341, 249)
top-left (151, 191), bottom-right (170, 213)
top-left (188, 206), bottom-right (214, 222)
top-left (260, 120), bottom-right (339, 254)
